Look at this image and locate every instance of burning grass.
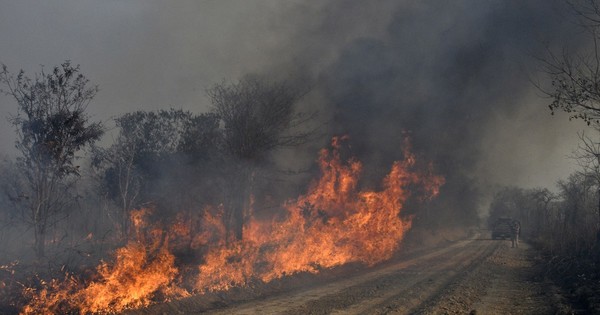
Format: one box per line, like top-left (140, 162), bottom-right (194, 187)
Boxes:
top-left (18, 136), bottom-right (444, 314)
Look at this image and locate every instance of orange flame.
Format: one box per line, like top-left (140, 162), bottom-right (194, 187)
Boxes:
top-left (20, 136), bottom-right (443, 314)
top-left (195, 136), bottom-right (444, 290)
top-left (21, 210), bottom-right (189, 314)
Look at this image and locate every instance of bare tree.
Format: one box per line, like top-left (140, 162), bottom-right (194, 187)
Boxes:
top-left (0, 62), bottom-right (103, 259)
top-left (208, 76), bottom-right (314, 160)
top-left (538, 0), bottom-right (600, 246)
top-left (207, 76), bottom-right (315, 241)
top-left (540, 0), bottom-right (600, 125)
top-left (91, 134), bottom-right (141, 239)
top-left (529, 188), bottom-right (556, 236)
top-left (556, 173), bottom-right (599, 254)
top-left (571, 130), bottom-right (600, 241)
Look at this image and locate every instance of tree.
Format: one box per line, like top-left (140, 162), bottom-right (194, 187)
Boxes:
top-left (488, 187), bottom-right (559, 242)
top-left (540, 0), bottom-right (600, 125)
top-left (556, 173), bottom-right (598, 254)
top-left (528, 188), bottom-right (556, 236)
top-left (539, 0), bottom-right (600, 246)
top-left (571, 130), bottom-right (600, 236)
top-left (0, 62), bottom-right (103, 259)
top-left (91, 109), bottom-right (221, 237)
top-left (488, 187), bottom-right (525, 224)
top-left (207, 76), bottom-right (315, 241)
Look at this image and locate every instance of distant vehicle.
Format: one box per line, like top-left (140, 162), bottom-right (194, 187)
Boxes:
top-left (491, 218), bottom-right (513, 240)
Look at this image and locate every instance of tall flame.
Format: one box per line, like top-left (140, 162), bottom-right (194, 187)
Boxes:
top-left (195, 136), bottom-right (444, 290)
top-left (20, 136), bottom-right (443, 314)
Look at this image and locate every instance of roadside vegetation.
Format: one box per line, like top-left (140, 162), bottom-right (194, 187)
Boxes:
top-left (5, 1), bottom-right (600, 313)
top-left (0, 63), bottom-right (447, 313)
top-left (489, 1), bottom-right (600, 311)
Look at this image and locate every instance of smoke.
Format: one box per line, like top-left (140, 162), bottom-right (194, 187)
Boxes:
top-left (0, 0), bottom-right (593, 222)
top-left (0, 1), bottom-right (598, 311)
top-left (262, 0), bottom-right (593, 222)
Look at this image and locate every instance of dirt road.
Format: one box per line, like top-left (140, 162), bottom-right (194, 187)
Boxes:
top-left (136, 236), bottom-right (564, 315)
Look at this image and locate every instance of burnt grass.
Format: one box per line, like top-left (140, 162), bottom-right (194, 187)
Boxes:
top-left (0, 261), bottom-right (68, 315)
top-left (0, 265), bottom-right (21, 315)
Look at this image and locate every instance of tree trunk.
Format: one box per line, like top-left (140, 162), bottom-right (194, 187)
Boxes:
top-left (228, 182), bottom-right (247, 243)
top-left (232, 197), bottom-right (244, 241)
top-left (34, 224), bottom-right (46, 259)
top-left (225, 165), bottom-right (252, 243)
top-left (597, 188), bottom-right (600, 245)
top-left (223, 200), bottom-right (243, 244)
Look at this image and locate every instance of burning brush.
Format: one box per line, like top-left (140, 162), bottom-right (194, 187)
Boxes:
top-left (20, 136), bottom-right (443, 314)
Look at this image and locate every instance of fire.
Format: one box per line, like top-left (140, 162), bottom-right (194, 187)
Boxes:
top-left (20, 136), bottom-right (443, 314)
top-left (195, 136), bottom-right (444, 290)
top-left (21, 210), bottom-right (189, 314)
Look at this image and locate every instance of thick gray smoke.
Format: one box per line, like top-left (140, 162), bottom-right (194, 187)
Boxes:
top-left (0, 0), bottom-right (591, 222)
top-left (266, 0), bottom-right (591, 223)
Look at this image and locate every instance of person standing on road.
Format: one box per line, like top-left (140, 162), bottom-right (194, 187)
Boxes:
top-left (510, 219), bottom-right (520, 248)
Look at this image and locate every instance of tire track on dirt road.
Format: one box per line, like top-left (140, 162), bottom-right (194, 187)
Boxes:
top-left (203, 237), bottom-right (500, 315)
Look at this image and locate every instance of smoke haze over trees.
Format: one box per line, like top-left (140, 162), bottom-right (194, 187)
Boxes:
top-left (0, 0), bottom-right (589, 216)
top-left (0, 0), bottom-right (596, 259)
top-left (3, 0), bottom-right (600, 312)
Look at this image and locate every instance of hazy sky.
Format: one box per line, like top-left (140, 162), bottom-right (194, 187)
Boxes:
top-left (0, 0), bottom-right (592, 194)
